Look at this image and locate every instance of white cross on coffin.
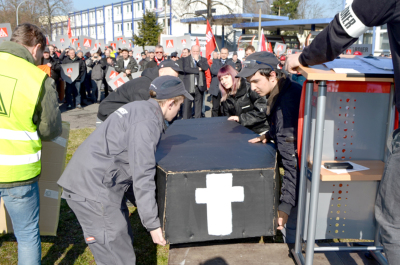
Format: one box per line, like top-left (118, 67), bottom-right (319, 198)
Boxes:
top-left (196, 173), bottom-right (244, 236)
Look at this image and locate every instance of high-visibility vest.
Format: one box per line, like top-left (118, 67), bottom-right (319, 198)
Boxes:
top-left (0, 52), bottom-right (47, 182)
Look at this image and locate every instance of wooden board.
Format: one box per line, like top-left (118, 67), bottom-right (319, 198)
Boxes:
top-left (309, 160), bottom-right (385, 181)
top-left (298, 64), bottom-right (394, 83)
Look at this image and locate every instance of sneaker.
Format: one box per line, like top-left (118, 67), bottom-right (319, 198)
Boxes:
top-left (66, 105), bottom-right (72, 110)
top-left (76, 104), bottom-right (83, 109)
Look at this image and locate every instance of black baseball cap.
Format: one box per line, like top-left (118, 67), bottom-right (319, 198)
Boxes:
top-left (44, 47), bottom-right (50, 53)
top-left (236, 52), bottom-right (279, 78)
top-left (171, 52), bottom-right (178, 57)
top-left (141, 52), bottom-right (146, 56)
top-left (159, 60), bottom-right (184, 74)
top-left (150, 76), bottom-right (193, 101)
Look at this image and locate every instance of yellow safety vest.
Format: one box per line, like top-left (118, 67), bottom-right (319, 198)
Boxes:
top-left (0, 52), bottom-right (47, 182)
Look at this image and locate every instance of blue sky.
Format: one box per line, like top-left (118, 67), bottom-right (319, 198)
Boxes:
top-left (72, 0), bottom-right (340, 17)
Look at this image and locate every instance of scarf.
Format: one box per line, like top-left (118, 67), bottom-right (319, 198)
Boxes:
top-left (154, 56), bottom-right (164, 66)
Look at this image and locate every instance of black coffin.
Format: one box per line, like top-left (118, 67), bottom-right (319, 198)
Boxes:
top-left (155, 117), bottom-right (279, 244)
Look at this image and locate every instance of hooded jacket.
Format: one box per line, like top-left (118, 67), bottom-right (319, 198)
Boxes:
top-left (97, 67), bottom-right (159, 121)
top-left (220, 78), bottom-right (269, 134)
top-left (0, 41), bottom-right (62, 188)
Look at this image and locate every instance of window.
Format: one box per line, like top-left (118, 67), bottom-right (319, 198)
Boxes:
top-left (100, 26), bottom-right (103, 34)
top-left (118, 24), bottom-right (120, 32)
top-left (127, 5), bottom-right (131, 13)
top-left (150, 1), bottom-right (152, 8)
top-left (92, 12), bottom-right (94, 19)
top-left (380, 32), bottom-right (390, 50)
top-left (108, 9), bottom-right (111, 21)
top-left (138, 3), bottom-right (142, 11)
top-left (84, 13), bottom-right (87, 21)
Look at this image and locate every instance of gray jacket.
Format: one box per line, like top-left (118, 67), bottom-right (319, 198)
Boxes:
top-left (87, 58), bottom-right (106, 80)
top-left (57, 99), bottom-right (165, 231)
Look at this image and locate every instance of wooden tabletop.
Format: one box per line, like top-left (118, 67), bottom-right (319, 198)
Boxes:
top-left (309, 160), bottom-right (385, 181)
top-left (297, 57), bottom-right (394, 83)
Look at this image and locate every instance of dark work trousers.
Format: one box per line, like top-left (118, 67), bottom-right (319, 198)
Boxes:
top-left (65, 81), bottom-right (81, 107)
top-left (211, 93), bottom-right (221, 117)
top-left (62, 189), bottom-right (135, 265)
top-left (375, 128), bottom-right (400, 264)
top-left (182, 86), bottom-right (204, 119)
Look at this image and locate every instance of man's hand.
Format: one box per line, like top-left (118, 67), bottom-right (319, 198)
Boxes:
top-left (228, 116), bottom-right (239, 122)
top-left (68, 75), bottom-right (71, 78)
top-left (150, 228), bottom-right (166, 246)
top-left (248, 135), bottom-right (267, 144)
top-left (285, 53), bottom-right (302, 74)
top-left (123, 73), bottom-right (127, 77)
top-left (46, 63), bottom-right (52, 67)
top-left (277, 210), bottom-right (289, 230)
top-left (126, 69), bottom-right (131, 74)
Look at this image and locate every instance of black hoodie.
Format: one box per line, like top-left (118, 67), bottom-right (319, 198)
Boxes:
top-left (97, 67), bottom-right (159, 121)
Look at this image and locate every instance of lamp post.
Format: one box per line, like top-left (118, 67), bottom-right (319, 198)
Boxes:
top-left (256, 0), bottom-right (263, 50)
top-left (16, 0), bottom-right (29, 26)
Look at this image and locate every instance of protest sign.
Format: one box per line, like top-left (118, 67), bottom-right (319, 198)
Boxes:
top-left (0, 23), bottom-right (12, 44)
top-left (344, 44), bottom-right (373, 55)
top-left (80, 37), bottom-right (95, 51)
top-left (108, 73), bottom-right (130, 90)
top-left (105, 66), bottom-right (119, 82)
top-left (60, 63), bottom-right (79, 84)
top-left (54, 35), bottom-right (70, 49)
top-left (274, 43), bottom-right (287, 56)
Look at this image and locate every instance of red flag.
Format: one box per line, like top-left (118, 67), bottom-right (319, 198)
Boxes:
top-left (267, 42), bottom-right (273, 53)
top-left (67, 18), bottom-right (72, 39)
top-left (46, 37), bottom-right (49, 45)
top-left (196, 37), bottom-right (200, 46)
top-left (205, 20), bottom-right (216, 60)
top-left (258, 29), bottom-right (267, 52)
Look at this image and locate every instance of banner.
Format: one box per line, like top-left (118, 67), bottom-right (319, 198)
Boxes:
top-left (108, 73), bottom-right (130, 90)
top-left (287, 49), bottom-right (301, 55)
top-left (0, 23), bottom-right (12, 44)
top-left (60, 63), bottom-right (79, 84)
top-left (118, 39), bottom-right (132, 49)
top-left (80, 36), bottom-right (95, 51)
top-left (205, 20), bottom-right (216, 59)
top-left (132, 47), bottom-right (144, 61)
top-left (343, 44), bottom-right (372, 55)
top-left (161, 35), bottom-right (193, 57)
top-left (105, 66), bottom-right (119, 82)
top-left (274, 43), bottom-right (287, 56)
top-left (107, 41), bottom-right (117, 50)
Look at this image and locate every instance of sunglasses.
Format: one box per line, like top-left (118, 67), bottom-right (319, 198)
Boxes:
top-left (155, 52), bottom-right (163, 54)
top-left (243, 60), bottom-right (274, 70)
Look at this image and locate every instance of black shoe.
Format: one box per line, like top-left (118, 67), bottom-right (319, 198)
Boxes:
top-left (66, 105), bottom-right (73, 110)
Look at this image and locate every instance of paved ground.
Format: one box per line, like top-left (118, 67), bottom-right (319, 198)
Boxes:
top-left (61, 94), bottom-right (214, 129)
top-left (169, 242), bottom-right (383, 265)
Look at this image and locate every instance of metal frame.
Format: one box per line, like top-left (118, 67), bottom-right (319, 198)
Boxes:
top-left (87, 9), bottom-right (90, 36)
top-left (121, 1), bottom-right (124, 36)
top-left (103, 5), bottom-right (106, 43)
top-left (112, 3), bottom-right (115, 41)
top-left (132, 0), bottom-right (134, 42)
top-left (95, 7), bottom-right (98, 40)
top-left (291, 80), bottom-right (393, 265)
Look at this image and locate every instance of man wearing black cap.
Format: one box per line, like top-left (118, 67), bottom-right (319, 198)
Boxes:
top-left (170, 52), bottom-right (178, 61)
top-left (97, 60), bottom-right (184, 121)
top-left (139, 52), bottom-right (149, 71)
top-left (58, 76), bottom-right (192, 265)
top-left (237, 51), bottom-right (302, 243)
top-left (231, 52), bottom-right (242, 72)
top-left (115, 48), bottom-right (138, 80)
top-left (41, 46), bottom-right (61, 84)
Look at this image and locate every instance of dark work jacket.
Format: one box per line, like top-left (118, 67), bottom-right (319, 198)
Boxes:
top-left (210, 59), bottom-right (236, 96)
top-left (220, 78), bottom-right (269, 134)
top-left (299, 0), bottom-right (400, 112)
top-left (176, 58), bottom-right (185, 82)
top-left (58, 99), bottom-right (165, 232)
top-left (115, 57), bottom-right (138, 80)
top-left (182, 55), bottom-right (209, 93)
top-left (232, 59), bottom-right (242, 72)
top-left (62, 55), bottom-right (86, 81)
top-left (145, 58), bottom-right (163, 69)
top-left (41, 56), bottom-right (61, 82)
top-left (265, 77), bottom-right (302, 216)
top-left (97, 67), bottom-right (159, 121)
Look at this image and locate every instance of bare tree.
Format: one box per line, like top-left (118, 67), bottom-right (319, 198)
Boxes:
top-left (297, 0), bottom-right (327, 19)
top-left (38, 0), bottom-right (73, 38)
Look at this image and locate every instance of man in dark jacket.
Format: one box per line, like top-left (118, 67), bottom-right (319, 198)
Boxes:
top-left (62, 48), bottom-right (86, 109)
top-left (87, 52), bottom-right (107, 103)
top-left (232, 52), bottom-right (242, 72)
top-left (210, 47), bottom-right (236, 117)
top-left (239, 52), bottom-right (302, 244)
top-left (115, 48), bottom-right (138, 80)
top-left (285, 0), bottom-right (400, 261)
top-left (182, 45), bottom-right (209, 119)
top-left (145, 45), bottom-right (164, 69)
top-left (138, 52), bottom-right (148, 71)
top-left (42, 46), bottom-right (61, 83)
top-left (97, 60), bottom-right (184, 121)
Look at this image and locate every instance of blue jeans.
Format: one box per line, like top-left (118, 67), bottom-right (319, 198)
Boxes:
top-left (0, 182), bottom-right (41, 265)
